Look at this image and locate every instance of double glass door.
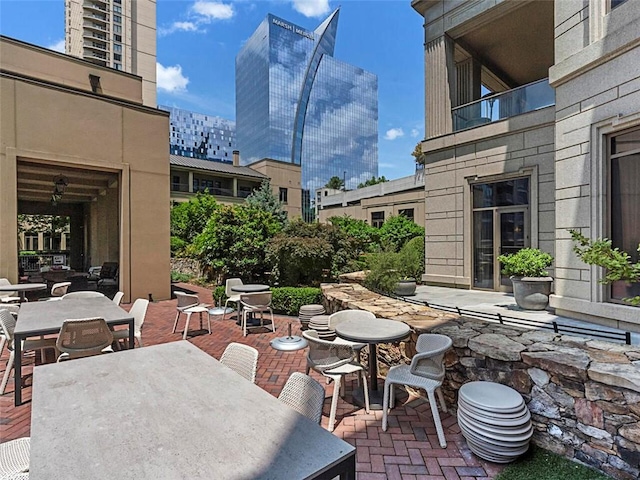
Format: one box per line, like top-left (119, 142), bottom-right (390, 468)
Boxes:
top-left (473, 208), bottom-right (528, 290)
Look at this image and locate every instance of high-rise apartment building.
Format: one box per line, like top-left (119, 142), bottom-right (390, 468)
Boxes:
top-left (65, 0), bottom-right (157, 106)
top-left (161, 106), bottom-right (236, 163)
top-left (236, 9), bottom-right (378, 221)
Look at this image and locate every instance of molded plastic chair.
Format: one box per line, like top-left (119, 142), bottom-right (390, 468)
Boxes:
top-left (172, 291), bottom-right (210, 340)
top-left (382, 333), bottom-right (453, 447)
top-left (219, 342), bottom-right (259, 383)
top-left (51, 282), bottom-right (71, 297)
top-left (223, 278), bottom-right (243, 321)
top-left (0, 309), bottom-right (57, 394)
top-left (0, 278), bottom-right (20, 304)
top-left (61, 291), bottom-right (105, 299)
top-left (278, 372), bottom-right (326, 424)
top-left (302, 330), bottom-right (370, 432)
top-left (112, 298), bottom-right (149, 348)
top-left (239, 292), bottom-right (275, 337)
top-left (56, 317), bottom-right (114, 362)
top-left (112, 291), bottom-right (124, 306)
top-left (0, 437), bottom-right (30, 478)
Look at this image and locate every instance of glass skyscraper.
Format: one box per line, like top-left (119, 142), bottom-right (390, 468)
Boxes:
top-left (236, 9), bottom-right (378, 220)
top-left (161, 105), bottom-right (236, 163)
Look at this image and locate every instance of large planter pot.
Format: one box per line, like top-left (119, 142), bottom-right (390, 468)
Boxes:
top-left (510, 276), bottom-right (553, 311)
top-left (394, 279), bottom-right (417, 296)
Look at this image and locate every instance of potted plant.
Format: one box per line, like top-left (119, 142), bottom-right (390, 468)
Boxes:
top-left (498, 248), bottom-right (554, 310)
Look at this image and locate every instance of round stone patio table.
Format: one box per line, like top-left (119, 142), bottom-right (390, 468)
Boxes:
top-left (334, 317), bottom-right (410, 410)
top-left (0, 283), bottom-right (47, 303)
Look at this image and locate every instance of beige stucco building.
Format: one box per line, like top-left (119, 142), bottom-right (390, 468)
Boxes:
top-left (316, 173), bottom-right (426, 227)
top-left (66, 0), bottom-right (157, 107)
top-left (170, 153), bottom-right (302, 219)
top-left (412, 0), bottom-right (640, 331)
top-left (0, 36), bottom-right (170, 302)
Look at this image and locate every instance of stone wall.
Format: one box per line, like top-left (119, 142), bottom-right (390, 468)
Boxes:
top-left (170, 258), bottom-right (202, 278)
top-left (322, 282), bottom-right (640, 479)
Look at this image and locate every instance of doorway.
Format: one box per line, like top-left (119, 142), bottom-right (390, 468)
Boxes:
top-left (472, 178), bottom-right (530, 291)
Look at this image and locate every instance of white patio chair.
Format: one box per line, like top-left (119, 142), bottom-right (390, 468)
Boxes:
top-left (278, 372), bottom-right (326, 424)
top-left (239, 292), bottom-right (275, 337)
top-left (0, 309), bottom-right (57, 395)
top-left (61, 291), bottom-right (105, 299)
top-left (223, 278), bottom-right (243, 321)
top-left (112, 291), bottom-right (124, 306)
top-left (112, 298), bottom-right (149, 348)
top-left (0, 437), bottom-right (30, 478)
top-left (56, 317), bottom-right (114, 362)
top-left (302, 330), bottom-right (370, 432)
top-left (172, 291), bottom-right (210, 340)
top-left (51, 282), bottom-right (71, 297)
top-left (219, 342), bottom-right (259, 383)
top-left (0, 278), bottom-right (20, 304)
top-left (382, 333), bottom-right (452, 448)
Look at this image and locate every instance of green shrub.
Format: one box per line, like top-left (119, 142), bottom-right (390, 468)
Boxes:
top-left (398, 236), bottom-right (425, 281)
top-left (212, 286), bottom-right (322, 316)
top-left (378, 215), bottom-right (424, 252)
top-left (170, 236), bottom-right (187, 256)
top-left (498, 248), bottom-right (553, 277)
top-left (363, 250), bottom-right (402, 294)
top-left (170, 271), bottom-right (193, 283)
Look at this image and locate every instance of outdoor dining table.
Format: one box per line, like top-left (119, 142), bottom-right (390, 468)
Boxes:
top-left (0, 282), bottom-right (47, 303)
top-left (334, 317), bottom-right (410, 410)
top-left (29, 341), bottom-right (356, 479)
top-left (13, 295), bottom-right (134, 406)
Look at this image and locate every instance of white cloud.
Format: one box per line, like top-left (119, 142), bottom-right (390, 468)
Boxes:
top-left (384, 128), bottom-right (404, 141)
top-left (292, 0), bottom-right (330, 18)
top-left (191, 1), bottom-right (234, 21)
top-left (157, 63), bottom-right (189, 93)
top-left (48, 39), bottom-right (65, 53)
top-left (410, 128), bottom-right (420, 138)
top-left (159, 21), bottom-right (200, 36)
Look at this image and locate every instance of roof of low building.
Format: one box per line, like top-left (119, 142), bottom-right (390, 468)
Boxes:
top-left (169, 155), bottom-right (268, 179)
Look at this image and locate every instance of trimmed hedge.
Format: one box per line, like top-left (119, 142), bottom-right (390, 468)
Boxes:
top-left (212, 286), bottom-right (322, 316)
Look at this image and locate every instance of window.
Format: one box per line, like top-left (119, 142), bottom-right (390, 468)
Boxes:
top-left (114, 63), bottom-right (122, 70)
top-left (172, 175), bottom-right (181, 191)
top-left (114, 34), bottom-right (122, 42)
top-left (399, 208), bottom-right (414, 221)
top-left (114, 53), bottom-right (121, 61)
top-left (113, 5), bottom-right (121, 13)
top-left (113, 25), bottom-right (121, 34)
top-left (113, 15), bottom-right (121, 23)
top-left (608, 127), bottom-right (640, 303)
top-left (609, 0), bottom-right (628, 10)
top-left (279, 187), bottom-right (288, 203)
top-left (371, 211), bottom-right (385, 228)
top-left (113, 44), bottom-right (122, 53)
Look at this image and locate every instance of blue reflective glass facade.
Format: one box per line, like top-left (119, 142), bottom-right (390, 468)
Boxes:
top-left (236, 9), bottom-right (378, 220)
top-left (160, 105), bottom-right (236, 163)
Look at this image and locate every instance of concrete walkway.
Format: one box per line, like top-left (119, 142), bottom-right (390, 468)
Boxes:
top-left (411, 285), bottom-right (640, 346)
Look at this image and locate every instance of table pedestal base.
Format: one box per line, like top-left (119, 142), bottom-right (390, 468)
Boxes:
top-left (352, 384), bottom-right (385, 411)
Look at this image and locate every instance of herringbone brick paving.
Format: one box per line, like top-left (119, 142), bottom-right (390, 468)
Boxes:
top-left (0, 284), bottom-right (505, 479)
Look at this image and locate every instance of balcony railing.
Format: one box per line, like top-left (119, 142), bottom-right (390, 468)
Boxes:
top-left (452, 78), bottom-right (554, 132)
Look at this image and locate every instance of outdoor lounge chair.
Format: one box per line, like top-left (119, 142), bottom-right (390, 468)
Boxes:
top-left (219, 342), bottom-right (259, 383)
top-left (382, 333), bottom-right (452, 448)
top-left (302, 330), bottom-right (370, 432)
top-left (56, 317), bottom-right (114, 362)
top-left (239, 292), bottom-right (275, 337)
top-left (223, 278), bottom-right (243, 321)
top-left (112, 298), bottom-right (149, 348)
top-left (278, 372), bottom-right (326, 424)
top-left (0, 437), bottom-right (30, 478)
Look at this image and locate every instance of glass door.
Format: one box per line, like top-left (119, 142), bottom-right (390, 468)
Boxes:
top-left (498, 209), bottom-right (528, 290)
top-left (473, 210), bottom-right (494, 289)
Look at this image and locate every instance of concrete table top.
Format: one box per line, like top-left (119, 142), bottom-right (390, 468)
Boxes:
top-left (13, 296), bottom-right (134, 406)
top-left (0, 283), bottom-right (47, 302)
top-left (334, 317), bottom-right (410, 344)
top-left (29, 341), bottom-right (356, 480)
top-left (231, 284), bottom-right (270, 293)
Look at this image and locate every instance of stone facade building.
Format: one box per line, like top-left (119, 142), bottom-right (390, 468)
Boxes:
top-left (412, 0), bottom-right (640, 332)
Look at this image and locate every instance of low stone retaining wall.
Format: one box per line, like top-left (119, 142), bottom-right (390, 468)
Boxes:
top-left (170, 258), bottom-right (202, 278)
top-left (321, 281), bottom-right (640, 480)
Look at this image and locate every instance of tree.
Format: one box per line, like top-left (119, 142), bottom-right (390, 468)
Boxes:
top-left (570, 229), bottom-right (640, 306)
top-left (328, 215), bottom-right (379, 253)
top-left (244, 179), bottom-right (288, 226)
top-left (357, 176), bottom-right (387, 189)
top-left (411, 142), bottom-right (427, 166)
top-left (378, 215), bottom-right (425, 252)
top-left (170, 193), bottom-right (220, 247)
top-left (194, 203), bottom-right (283, 282)
top-left (325, 176), bottom-right (345, 190)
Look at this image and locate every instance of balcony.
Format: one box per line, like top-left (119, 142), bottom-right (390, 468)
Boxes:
top-left (83, 2), bottom-right (107, 12)
top-left (452, 78), bottom-right (554, 132)
top-left (83, 11), bottom-right (108, 23)
top-left (83, 31), bottom-right (107, 41)
top-left (83, 41), bottom-right (108, 52)
top-left (83, 21), bottom-right (108, 32)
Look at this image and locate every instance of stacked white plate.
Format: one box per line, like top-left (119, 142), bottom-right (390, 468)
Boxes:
top-left (299, 304), bottom-right (325, 330)
top-left (457, 381), bottom-right (532, 463)
top-left (308, 314), bottom-right (336, 340)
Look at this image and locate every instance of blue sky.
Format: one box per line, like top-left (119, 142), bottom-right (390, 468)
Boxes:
top-left (0, 0), bottom-right (425, 180)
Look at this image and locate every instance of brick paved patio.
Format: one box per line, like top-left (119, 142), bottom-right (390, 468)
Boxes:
top-left (0, 284), bottom-right (505, 479)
